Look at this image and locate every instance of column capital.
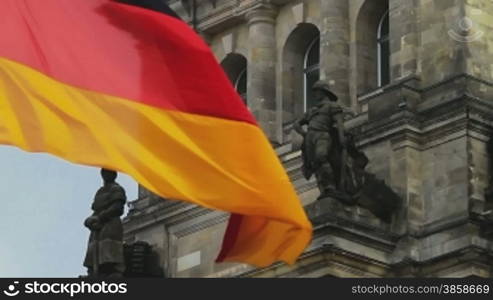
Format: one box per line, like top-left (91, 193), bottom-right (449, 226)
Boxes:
top-left (245, 3), bottom-right (278, 26)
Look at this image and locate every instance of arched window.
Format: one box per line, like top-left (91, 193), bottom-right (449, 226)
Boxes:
top-left (377, 10), bottom-right (390, 87)
top-left (304, 37), bottom-right (320, 111)
top-left (221, 53), bottom-right (248, 105)
top-left (356, 0), bottom-right (389, 94)
top-left (281, 23), bottom-right (320, 127)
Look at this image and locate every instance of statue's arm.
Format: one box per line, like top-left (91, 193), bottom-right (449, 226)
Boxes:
top-left (294, 115), bottom-right (308, 137)
top-left (97, 199), bottom-right (125, 223)
top-left (97, 186), bottom-right (126, 223)
top-left (342, 106), bottom-right (356, 119)
top-left (84, 198), bottom-right (125, 230)
top-left (84, 215), bottom-right (97, 229)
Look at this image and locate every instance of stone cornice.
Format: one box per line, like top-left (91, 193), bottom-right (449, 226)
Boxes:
top-left (195, 1), bottom-right (247, 34)
top-left (357, 75), bottom-right (421, 102)
top-left (358, 73), bottom-right (493, 103)
top-left (238, 245), bottom-right (390, 278)
top-left (236, 243), bottom-right (493, 277)
top-left (245, 3), bottom-right (278, 25)
top-left (124, 197), bottom-right (229, 239)
top-left (123, 200), bottom-right (205, 234)
top-left (185, 0), bottom-right (280, 34)
top-left (313, 217), bottom-right (400, 248)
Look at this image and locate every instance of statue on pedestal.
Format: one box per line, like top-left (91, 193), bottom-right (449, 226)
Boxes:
top-left (294, 81), bottom-right (354, 202)
top-left (83, 168), bottom-right (126, 277)
top-left (295, 81), bottom-right (401, 223)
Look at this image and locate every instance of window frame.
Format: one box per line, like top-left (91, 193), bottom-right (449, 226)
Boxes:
top-left (377, 9), bottom-right (390, 87)
top-left (303, 37), bottom-right (320, 112)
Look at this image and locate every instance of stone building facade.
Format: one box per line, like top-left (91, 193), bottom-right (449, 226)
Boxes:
top-left (123, 0), bottom-right (493, 277)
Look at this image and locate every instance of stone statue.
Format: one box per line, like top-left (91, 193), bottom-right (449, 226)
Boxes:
top-left (295, 81), bottom-right (401, 223)
top-left (294, 81), bottom-right (351, 202)
top-left (84, 168), bottom-right (126, 277)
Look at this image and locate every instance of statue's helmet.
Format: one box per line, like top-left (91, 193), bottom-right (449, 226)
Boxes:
top-left (312, 81), bottom-right (338, 102)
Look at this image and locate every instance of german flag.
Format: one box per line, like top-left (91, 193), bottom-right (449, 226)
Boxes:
top-left (0, 0), bottom-right (312, 267)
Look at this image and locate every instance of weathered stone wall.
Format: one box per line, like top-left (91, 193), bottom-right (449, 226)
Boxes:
top-left (464, 0), bottom-right (493, 81)
top-left (389, 0), bottom-right (419, 81)
top-left (419, 0), bottom-right (466, 84)
top-left (421, 137), bottom-right (469, 225)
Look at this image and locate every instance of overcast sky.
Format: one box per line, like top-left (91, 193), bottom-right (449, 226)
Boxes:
top-left (0, 146), bottom-right (138, 278)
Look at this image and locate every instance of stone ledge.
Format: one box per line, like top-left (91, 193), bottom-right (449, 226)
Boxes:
top-left (236, 244), bottom-right (493, 277)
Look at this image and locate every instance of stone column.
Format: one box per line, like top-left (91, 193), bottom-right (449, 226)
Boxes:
top-left (245, 4), bottom-right (278, 142)
top-left (320, 0), bottom-right (350, 107)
